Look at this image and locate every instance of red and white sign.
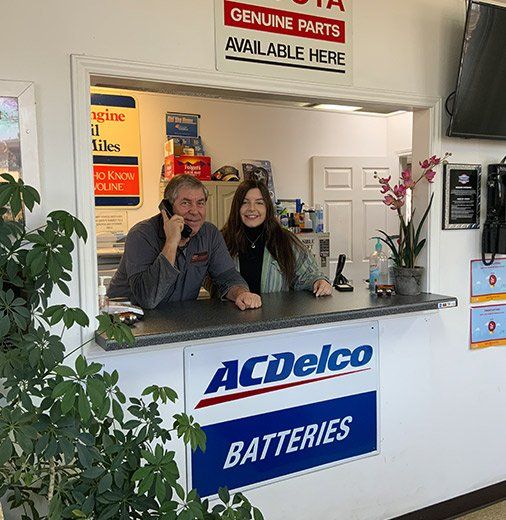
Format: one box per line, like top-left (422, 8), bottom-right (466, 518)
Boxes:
top-left (93, 165), bottom-right (140, 196)
top-left (215, 0), bottom-right (352, 85)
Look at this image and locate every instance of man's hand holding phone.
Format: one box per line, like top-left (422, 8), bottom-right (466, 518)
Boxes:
top-left (161, 210), bottom-right (185, 245)
top-left (161, 209), bottom-right (187, 266)
top-left (159, 199), bottom-right (192, 239)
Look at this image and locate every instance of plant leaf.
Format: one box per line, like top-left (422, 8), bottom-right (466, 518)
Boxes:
top-left (414, 193), bottom-right (434, 253)
top-left (0, 438), bottom-right (13, 465)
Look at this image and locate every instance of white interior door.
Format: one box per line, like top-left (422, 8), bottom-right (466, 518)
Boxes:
top-left (312, 156), bottom-right (398, 286)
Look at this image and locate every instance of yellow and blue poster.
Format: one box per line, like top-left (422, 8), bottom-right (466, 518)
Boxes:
top-left (470, 258), bottom-right (506, 303)
top-left (470, 304), bottom-right (506, 349)
top-left (91, 89), bottom-right (142, 207)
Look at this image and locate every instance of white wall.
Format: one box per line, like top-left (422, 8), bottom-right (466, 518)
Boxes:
top-left (2, 0), bottom-right (506, 519)
top-left (101, 88), bottom-right (410, 228)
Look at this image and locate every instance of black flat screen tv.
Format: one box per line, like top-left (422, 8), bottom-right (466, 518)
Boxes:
top-left (448, 1), bottom-right (506, 140)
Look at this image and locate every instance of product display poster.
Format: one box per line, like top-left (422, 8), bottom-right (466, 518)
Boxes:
top-left (165, 112), bottom-right (199, 138)
top-left (215, 0), bottom-right (353, 86)
top-left (470, 258), bottom-right (506, 303)
top-left (184, 322), bottom-right (379, 497)
top-left (470, 304), bottom-right (506, 349)
top-left (242, 159), bottom-right (276, 203)
top-left (91, 88), bottom-right (142, 207)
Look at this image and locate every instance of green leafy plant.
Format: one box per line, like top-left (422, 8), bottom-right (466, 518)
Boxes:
top-left (0, 174), bottom-right (263, 520)
top-left (374, 153), bottom-right (451, 268)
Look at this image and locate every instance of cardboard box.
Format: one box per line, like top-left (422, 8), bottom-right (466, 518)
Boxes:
top-left (164, 155), bottom-right (211, 181)
top-left (164, 137), bottom-right (204, 157)
top-left (165, 139), bottom-right (184, 157)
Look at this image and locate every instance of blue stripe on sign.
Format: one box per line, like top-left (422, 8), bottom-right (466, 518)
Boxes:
top-left (93, 156), bottom-right (138, 165)
top-left (91, 94), bottom-right (136, 108)
top-left (192, 391), bottom-right (377, 497)
top-left (95, 197), bottom-right (140, 207)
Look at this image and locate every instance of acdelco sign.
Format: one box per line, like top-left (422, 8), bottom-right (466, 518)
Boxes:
top-left (195, 344), bottom-right (372, 409)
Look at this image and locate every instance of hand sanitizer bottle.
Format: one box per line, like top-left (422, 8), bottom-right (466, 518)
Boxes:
top-left (369, 239), bottom-right (388, 291)
top-left (98, 276), bottom-right (111, 311)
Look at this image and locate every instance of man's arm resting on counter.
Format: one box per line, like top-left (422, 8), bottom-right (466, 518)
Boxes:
top-left (225, 285), bottom-right (262, 310)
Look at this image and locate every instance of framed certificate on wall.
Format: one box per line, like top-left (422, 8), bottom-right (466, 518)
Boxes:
top-left (442, 163), bottom-right (481, 230)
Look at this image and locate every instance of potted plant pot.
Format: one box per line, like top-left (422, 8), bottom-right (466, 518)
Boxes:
top-left (393, 266), bottom-right (424, 296)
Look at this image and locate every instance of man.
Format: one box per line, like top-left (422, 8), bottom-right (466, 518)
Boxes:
top-left (108, 174), bottom-right (262, 310)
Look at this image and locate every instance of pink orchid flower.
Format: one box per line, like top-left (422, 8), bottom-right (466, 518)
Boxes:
top-left (378, 176), bottom-right (391, 185)
top-left (383, 194), bottom-right (395, 206)
top-left (401, 169), bottom-right (415, 189)
top-left (419, 159), bottom-right (430, 169)
top-left (383, 194), bottom-right (405, 210)
top-left (425, 169), bottom-right (436, 183)
top-left (380, 184), bottom-right (390, 194)
top-left (393, 184), bottom-right (407, 198)
top-left (429, 155), bottom-right (441, 166)
top-left (401, 169), bottom-right (412, 182)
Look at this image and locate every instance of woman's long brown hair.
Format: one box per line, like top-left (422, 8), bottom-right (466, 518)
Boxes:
top-left (222, 180), bottom-right (305, 287)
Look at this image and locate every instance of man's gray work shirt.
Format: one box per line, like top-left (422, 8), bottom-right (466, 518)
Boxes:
top-left (107, 215), bottom-right (248, 309)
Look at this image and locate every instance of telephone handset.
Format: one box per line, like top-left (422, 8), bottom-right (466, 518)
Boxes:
top-left (158, 199), bottom-right (192, 239)
top-left (482, 161), bottom-right (506, 265)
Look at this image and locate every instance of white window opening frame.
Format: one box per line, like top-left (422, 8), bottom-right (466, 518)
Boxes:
top-left (70, 55), bottom-right (442, 346)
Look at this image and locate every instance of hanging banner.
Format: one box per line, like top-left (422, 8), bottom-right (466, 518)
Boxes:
top-left (185, 322), bottom-right (378, 497)
top-left (91, 89), bottom-right (142, 207)
top-left (214, 0), bottom-right (353, 85)
top-left (470, 304), bottom-right (506, 349)
top-left (470, 258), bottom-right (506, 303)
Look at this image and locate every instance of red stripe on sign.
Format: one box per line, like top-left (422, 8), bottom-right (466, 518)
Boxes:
top-left (93, 165), bottom-right (140, 196)
top-left (224, 0), bottom-right (345, 44)
top-left (195, 368), bottom-right (369, 409)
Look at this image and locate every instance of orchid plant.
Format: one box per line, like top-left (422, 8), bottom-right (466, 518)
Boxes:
top-left (375, 153), bottom-right (451, 268)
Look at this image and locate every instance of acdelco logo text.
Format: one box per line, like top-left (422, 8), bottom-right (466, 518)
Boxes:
top-left (195, 344), bottom-right (372, 409)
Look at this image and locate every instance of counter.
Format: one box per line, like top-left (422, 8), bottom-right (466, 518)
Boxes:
top-left (95, 290), bottom-right (457, 350)
top-left (90, 288), bottom-right (458, 500)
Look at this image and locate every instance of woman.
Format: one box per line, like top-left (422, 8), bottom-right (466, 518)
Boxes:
top-left (221, 180), bottom-right (332, 296)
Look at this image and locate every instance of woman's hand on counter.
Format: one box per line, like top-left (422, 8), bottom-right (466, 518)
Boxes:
top-left (313, 279), bottom-right (333, 297)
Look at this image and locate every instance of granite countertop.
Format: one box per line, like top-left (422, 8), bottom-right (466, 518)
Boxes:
top-left (95, 289), bottom-right (457, 351)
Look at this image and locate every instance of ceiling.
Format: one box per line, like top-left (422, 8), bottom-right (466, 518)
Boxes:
top-left (91, 76), bottom-right (411, 116)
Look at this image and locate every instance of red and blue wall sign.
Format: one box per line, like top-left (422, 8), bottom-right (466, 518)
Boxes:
top-left (184, 323), bottom-right (379, 497)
